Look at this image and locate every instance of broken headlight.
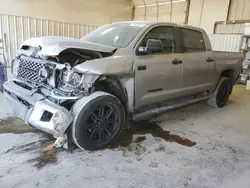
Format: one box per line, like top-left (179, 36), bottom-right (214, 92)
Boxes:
top-left (58, 68), bottom-right (85, 94)
top-left (60, 68), bottom-right (83, 87)
top-left (67, 72), bottom-right (83, 87)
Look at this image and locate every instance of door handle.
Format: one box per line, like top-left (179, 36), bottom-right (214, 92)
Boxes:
top-left (172, 59), bottom-right (183, 65)
top-left (207, 57), bottom-right (214, 62)
top-left (138, 65), bottom-right (147, 71)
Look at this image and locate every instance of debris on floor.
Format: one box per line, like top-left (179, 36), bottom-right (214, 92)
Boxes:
top-left (54, 135), bottom-right (68, 149)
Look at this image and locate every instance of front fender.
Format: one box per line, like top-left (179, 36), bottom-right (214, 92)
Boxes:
top-left (73, 56), bottom-right (134, 77)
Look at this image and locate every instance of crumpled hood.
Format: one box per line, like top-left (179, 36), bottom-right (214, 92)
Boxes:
top-left (19, 36), bottom-right (116, 56)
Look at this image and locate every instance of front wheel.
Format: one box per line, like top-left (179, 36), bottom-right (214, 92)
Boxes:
top-left (207, 77), bottom-right (232, 108)
top-left (71, 92), bottom-right (125, 150)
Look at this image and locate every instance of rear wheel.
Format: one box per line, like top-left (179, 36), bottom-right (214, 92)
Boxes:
top-left (71, 92), bottom-right (125, 150)
top-left (207, 77), bottom-right (232, 108)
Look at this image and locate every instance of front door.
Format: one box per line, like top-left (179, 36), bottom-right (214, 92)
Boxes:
top-left (180, 28), bottom-right (214, 96)
top-left (134, 26), bottom-right (183, 110)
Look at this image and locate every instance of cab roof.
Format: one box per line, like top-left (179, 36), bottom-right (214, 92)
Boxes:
top-left (111, 21), bottom-right (206, 33)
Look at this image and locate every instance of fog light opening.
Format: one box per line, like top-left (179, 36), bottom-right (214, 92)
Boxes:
top-left (40, 110), bottom-right (53, 122)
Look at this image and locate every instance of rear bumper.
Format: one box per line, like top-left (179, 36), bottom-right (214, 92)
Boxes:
top-left (3, 81), bottom-right (73, 137)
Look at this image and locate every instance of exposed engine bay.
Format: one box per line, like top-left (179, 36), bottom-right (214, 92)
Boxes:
top-left (13, 46), bottom-right (115, 102)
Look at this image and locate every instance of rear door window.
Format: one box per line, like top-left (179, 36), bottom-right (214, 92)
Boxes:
top-left (180, 29), bottom-right (206, 52)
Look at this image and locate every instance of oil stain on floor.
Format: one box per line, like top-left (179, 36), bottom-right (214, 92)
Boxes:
top-left (109, 121), bottom-right (196, 149)
top-left (1, 117), bottom-right (196, 168)
top-left (0, 117), bottom-right (60, 169)
top-left (27, 147), bottom-right (64, 169)
top-left (0, 117), bottom-right (36, 134)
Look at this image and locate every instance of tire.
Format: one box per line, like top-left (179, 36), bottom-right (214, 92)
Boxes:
top-left (71, 91), bottom-right (125, 150)
top-left (207, 77), bottom-right (232, 108)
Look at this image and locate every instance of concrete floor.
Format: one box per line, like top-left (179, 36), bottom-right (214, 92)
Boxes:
top-left (1, 85), bottom-right (250, 188)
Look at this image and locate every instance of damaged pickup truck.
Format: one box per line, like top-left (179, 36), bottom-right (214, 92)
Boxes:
top-left (4, 21), bottom-right (242, 150)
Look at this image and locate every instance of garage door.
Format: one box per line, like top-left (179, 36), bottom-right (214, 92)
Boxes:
top-left (132, 0), bottom-right (187, 23)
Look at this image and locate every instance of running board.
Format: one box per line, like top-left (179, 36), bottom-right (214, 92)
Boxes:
top-left (132, 96), bottom-right (209, 121)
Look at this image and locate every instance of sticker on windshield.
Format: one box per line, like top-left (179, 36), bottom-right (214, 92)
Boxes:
top-left (129, 23), bottom-right (146, 27)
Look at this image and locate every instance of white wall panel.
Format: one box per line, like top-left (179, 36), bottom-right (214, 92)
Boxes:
top-left (133, 0), bottom-right (145, 6)
top-left (0, 0), bottom-right (133, 26)
top-left (134, 8), bottom-right (146, 20)
top-left (145, 0), bottom-right (158, 4)
top-left (214, 23), bottom-right (245, 34)
top-left (188, 0), bottom-right (203, 27)
top-left (228, 0), bottom-right (250, 20)
top-left (133, 0), bottom-right (186, 23)
top-left (200, 0), bottom-right (230, 35)
top-left (145, 6), bottom-right (158, 21)
top-left (171, 1), bottom-right (186, 23)
top-left (209, 34), bottom-right (242, 52)
top-left (188, 0), bottom-right (230, 34)
top-left (0, 14), bottom-right (98, 65)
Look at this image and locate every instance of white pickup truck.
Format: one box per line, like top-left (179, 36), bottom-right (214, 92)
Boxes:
top-left (4, 21), bottom-right (242, 150)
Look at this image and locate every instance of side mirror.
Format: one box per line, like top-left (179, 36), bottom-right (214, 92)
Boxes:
top-left (138, 39), bottom-right (163, 55)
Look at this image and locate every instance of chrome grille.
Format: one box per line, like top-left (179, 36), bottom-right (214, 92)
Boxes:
top-left (17, 57), bottom-right (44, 82)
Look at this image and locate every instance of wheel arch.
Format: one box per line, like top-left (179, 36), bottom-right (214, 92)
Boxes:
top-left (220, 69), bottom-right (234, 83)
top-left (94, 76), bottom-right (129, 116)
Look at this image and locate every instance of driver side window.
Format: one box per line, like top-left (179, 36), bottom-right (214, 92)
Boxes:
top-left (140, 26), bottom-right (177, 54)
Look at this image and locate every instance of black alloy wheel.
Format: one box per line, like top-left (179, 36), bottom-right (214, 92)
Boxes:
top-left (84, 105), bottom-right (118, 143)
top-left (71, 92), bottom-right (125, 150)
top-left (217, 82), bottom-right (230, 107)
top-left (208, 77), bottom-right (232, 108)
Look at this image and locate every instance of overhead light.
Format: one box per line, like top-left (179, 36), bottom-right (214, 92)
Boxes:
top-left (136, 0), bottom-right (186, 8)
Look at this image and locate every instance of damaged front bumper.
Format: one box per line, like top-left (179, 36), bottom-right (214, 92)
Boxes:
top-left (3, 81), bottom-right (73, 137)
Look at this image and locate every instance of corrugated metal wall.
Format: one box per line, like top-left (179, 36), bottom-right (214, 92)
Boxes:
top-left (132, 0), bottom-right (187, 23)
top-left (214, 23), bottom-right (245, 34)
top-left (213, 0), bottom-right (250, 34)
top-left (209, 34), bottom-right (242, 52)
top-left (0, 14), bottom-right (98, 66)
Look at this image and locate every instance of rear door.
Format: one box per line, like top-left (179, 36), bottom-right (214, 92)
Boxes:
top-left (134, 26), bottom-right (183, 110)
top-left (180, 28), bottom-right (214, 95)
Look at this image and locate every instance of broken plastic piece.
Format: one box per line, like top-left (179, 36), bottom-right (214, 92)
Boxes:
top-left (54, 135), bottom-right (67, 148)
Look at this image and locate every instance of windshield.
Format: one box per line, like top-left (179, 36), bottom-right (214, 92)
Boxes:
top-left (81, 23), bottom-right (146, 48)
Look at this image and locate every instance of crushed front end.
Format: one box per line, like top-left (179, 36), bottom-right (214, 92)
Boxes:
top-left (3, 36), bottom-right (115, 137)
top-left (4, 54), bottom-right (93, 137)
top-left (4, 55), bottom-right (77, 137)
